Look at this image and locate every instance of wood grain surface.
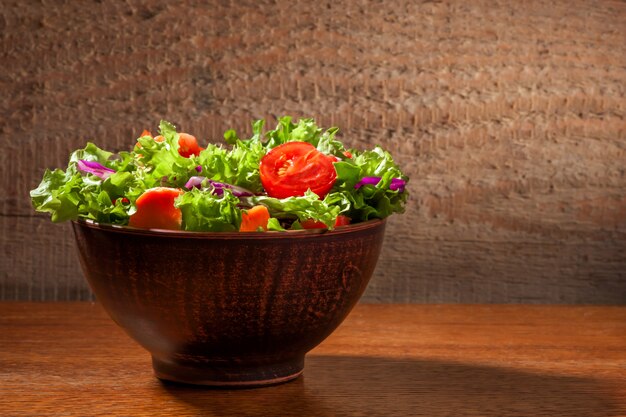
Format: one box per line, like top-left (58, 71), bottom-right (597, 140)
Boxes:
top-left (0, 303), bottom-right (624, 416)
top-left (1, 0), bottom-right (625, 302)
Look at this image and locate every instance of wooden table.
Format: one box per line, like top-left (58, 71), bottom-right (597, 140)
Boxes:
top-left (1, 304), bottom-right (624, 416)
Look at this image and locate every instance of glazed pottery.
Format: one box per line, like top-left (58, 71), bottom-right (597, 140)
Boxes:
top-left (72, 219), bottom-right (386, 387)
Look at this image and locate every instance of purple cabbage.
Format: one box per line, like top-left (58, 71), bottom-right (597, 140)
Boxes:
top-left (184, 176), bottom-right (254, 197)
top-left (355, 176), bottom-right (406, 193)
top-left (77, 160), bottom-right (115, 180)
top-left (390, 178), bottom-right (406, 192)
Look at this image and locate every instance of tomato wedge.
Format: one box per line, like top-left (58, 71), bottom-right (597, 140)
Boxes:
top-left (177, 133), bottom-right (204, 158)
top-left (128, 187), bottom-right (184, 230)
top-left (240, 205), bottom-right (271, 232)
top-left (334, 215), bottom-right (351, 227)
top-left (260, 142), bottom-right (337, 199)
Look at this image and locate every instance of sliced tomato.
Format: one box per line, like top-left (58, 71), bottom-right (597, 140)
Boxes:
top-left (240, 205), bottom-right (271, 232)
top-left (177, 133), bottom-right (204, 158)
top-left (300, 215), bottom-right (351, 229)
top-left (112, 197), bottom-right (130, 205)
top-left (128, 187), bottom-right (184, 230)
top-left (334, 215), bottom-right (351, 227)
top-left (140, 130), bottom-right (152, 138)
top-left (260, 142), bottom-right (337, 199)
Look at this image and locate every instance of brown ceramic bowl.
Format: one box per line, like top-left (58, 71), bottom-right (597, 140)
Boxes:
top-left (72, 219), bottom-right (386, 387)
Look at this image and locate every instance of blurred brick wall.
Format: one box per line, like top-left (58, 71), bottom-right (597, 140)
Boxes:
top-left (1, 0), bottom-right (625, 302)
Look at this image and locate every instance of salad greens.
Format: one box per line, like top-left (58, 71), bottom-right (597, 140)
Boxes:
top-left (30, 117), bottom-right (409, 232)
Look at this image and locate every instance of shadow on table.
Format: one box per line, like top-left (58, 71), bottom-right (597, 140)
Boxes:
top-left (159, 355), bottom-right (620, 417)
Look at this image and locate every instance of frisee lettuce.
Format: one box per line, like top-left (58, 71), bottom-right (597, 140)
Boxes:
top-left (175, 188), bottom-right (241, 232)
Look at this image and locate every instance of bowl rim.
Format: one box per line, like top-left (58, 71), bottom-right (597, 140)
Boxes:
top-left (72, 218), bottom-right (386, 240)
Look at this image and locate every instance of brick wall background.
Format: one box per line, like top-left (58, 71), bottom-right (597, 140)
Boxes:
top-left (1, 0), bottom-right (625, 302)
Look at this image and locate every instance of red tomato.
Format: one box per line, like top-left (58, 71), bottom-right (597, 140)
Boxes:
top-left (260, 142), bottom-right (337, 199)
top-left (112, 197), bottom-right (130, 205)
top-left (128, 187), bottom-right (184, 230)
top-left (300, 215), bottom-right (351, 229)
top-left (334, 215), bottom-right (351, 227)
top-left (177, 133), bottom-right (204, 158)
top-left (240, 205), bottom-right (271, 232)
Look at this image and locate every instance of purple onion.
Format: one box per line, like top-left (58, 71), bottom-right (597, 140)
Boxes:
top-left (355, 176), bottom-right (406, 193)
top-left (184, 176), bottom-right (254, 197)
top-left (390, 178), bottom-right (406, 192)
top-left (185, 176), bottom-right (206, 190)
top-left (209, 180), bottom-right (255, 197)
top-left (354, 177), bottom-right (382, 188)
top-left (195, 165), bottom-right (203, 173)
top-left (77, 160), bottom-right (115, 180)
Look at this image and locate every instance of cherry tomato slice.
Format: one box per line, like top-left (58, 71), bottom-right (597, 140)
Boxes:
top-left (334, 215), bottom-right (351, 227)
top-left (128, 187), bottom-right (184, 230)
top-left (260, 142), bottom-right (337, 199)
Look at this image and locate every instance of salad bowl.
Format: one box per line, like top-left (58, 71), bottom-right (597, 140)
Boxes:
top-left (72, 218), bottom-right (386, 387)
top-left (32, 116), bottom-right (407, 387)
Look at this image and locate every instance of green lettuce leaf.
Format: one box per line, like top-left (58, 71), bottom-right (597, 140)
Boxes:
top-left (266, 217), bottom-right (286, 231)
top-left (247, 190), bottom-right (340, 228)
top-left (175, 188), bottom-right (241, 232)
top-left (134, 121), bottom-right (199, 189)
top-left (69, 142), bottom-right (113, 165)
top-left (329, 146), bottom-right (409, 221)
top-left (30, 169), bottom-right (83, 222)
top-left (198, 120), bottom-right (267, 193)
top-left (263, 117), bottom-right (347, 157)
top-left (30, 142), bottom-right (137, 224)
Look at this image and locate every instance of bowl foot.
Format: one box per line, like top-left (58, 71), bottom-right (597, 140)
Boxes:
top-left (152, 356), bottom-right (304, 387)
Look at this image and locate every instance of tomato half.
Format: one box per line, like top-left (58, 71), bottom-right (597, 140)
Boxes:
top-left (128, 187), bottom-right (184, 230)
top-left (260, 142), bottom-right (337, 199)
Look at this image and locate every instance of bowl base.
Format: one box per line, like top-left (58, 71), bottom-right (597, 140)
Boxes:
top-left (152, 356), bottom-right (304, 388)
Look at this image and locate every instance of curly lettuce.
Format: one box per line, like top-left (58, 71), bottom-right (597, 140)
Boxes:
top-left (30, 117), bottom-right (408, 231)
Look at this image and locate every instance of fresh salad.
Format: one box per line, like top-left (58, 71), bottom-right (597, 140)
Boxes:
top-left (30, 117), bottom-right (408, 232)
